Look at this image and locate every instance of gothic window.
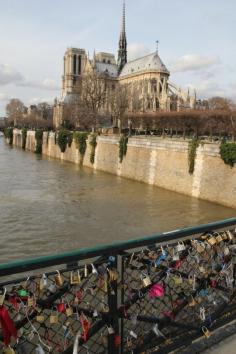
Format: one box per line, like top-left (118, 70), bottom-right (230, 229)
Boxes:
top-left (73, 55), bottom-right (77, 75)
top-left (78, 55), bottom-right (82, 75)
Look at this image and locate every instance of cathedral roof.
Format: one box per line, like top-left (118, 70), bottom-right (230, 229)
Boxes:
top-left (95, 62), bottom-right (118, 78)
top-left (119, 52), bottom-right (169, 77)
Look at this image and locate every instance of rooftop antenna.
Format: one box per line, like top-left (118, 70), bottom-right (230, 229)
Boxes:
top-left (156, 40), bottom-right (159, 54)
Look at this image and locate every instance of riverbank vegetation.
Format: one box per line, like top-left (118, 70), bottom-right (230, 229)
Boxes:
top-left (220, 141), bottom-right (236, 167)
top-left (119, 135), bottom-right (129, 163)
top-left (21, 128), bottom-right (27, 149)
top-left (35, 129), bottom-right (43, 154)
top-left (89, 134), bottom-right (97, 164)
top-left (57, 129), bottom-right (73, 153)
top-left (188, 138), bottom-right (199, 174)
top-left (4, 127), bottom-right (14, 145)
top-left (73, 132), bottom-right (88, 156)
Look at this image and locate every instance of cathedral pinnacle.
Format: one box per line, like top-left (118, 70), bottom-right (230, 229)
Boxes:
top-left (117, 0), bottom-right (127, 74)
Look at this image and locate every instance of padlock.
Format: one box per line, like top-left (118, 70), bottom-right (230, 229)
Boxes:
top-left (224, 246), bottom-right (230, 256)
top-left (173, 275), bottom-right (182, 285)
top-left (227, 230), bottom-right (234, 240)
top-left (222, 232), bottom-right (228, 241)
top-left (39, 273), bottom-right (47, 290)
top-left (176, 241), bottom-right (185, 252)
top-left (36, 315), bottom-right (45, 323)
top-left (50, 312), bottom-right (59, 324)
top-left (215, 233), bottom-right (223, 243)
top-left (192, 240), bottom-right (205, 253)
top-left (91, 263), bottom-right (98, 275)
top-left (202, 326), bottom-right (211, 339)
top-left (70, 271), bottom-right (81, 285)
top-left (207, 235), bottom-right (216, 246)
top-left (27, 297), bottom-right (34, 307)
top-left (107, 325), bottom-right (115, 335)
top-left (55, 270), bottom-right (63, 286)
top-left (66, 306), bottom-right (73, 317)
top-left (0, 288), bottom-right (6, 306)
top-left (130, 330), bottom-right (138, 339)
top-left (142, 274), bottom-right (152, 287)
top-left (3, 347), bottom-right (15, 354)
top-left (188, 296), bottom-right (197, 307)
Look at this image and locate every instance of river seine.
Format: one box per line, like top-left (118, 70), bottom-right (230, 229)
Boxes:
top-left (0, 137), bottom-right (235, 263)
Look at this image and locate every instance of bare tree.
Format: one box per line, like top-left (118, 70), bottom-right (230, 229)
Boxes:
top-left (208, 97), bottom-right (232, 111)
top-left (80, 71), bottom-right (108, 131)
top-left (5, 98), bottom-right (26, 126)
top-left (110, 83), bottom-right (129, 132)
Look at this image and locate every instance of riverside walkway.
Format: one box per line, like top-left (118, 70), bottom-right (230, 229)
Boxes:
top-left (0, 218), bottom-right (236, 353)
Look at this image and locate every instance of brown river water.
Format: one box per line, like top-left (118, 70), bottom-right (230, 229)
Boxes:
top-left (0, 137), bottom-right (235, 263)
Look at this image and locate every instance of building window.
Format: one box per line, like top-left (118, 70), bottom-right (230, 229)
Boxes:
top-left (108, 60), bottom-right (111, 64)
top-left (78, 55), bottom-right (82, 75)
top-left (73, 54), bottom-right (77, 75)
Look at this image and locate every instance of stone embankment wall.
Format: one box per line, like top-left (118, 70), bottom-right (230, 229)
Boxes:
top-left (12, 129), bottom-right (236, 209)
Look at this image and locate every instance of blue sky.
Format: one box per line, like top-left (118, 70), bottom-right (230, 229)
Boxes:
top-left (0, 0), bottom-right (235, 115)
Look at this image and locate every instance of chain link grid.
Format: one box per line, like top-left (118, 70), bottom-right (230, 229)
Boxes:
top-left (0, 257), bottom-right (117, 354)
top-left (121, 229), bottom-right (236, 353)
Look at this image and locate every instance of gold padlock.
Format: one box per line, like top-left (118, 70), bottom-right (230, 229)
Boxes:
top-left (173, 275), bottom-right (183, 285)
top-left (207, 235), bottom-right (216, 246)
top-left (70, 271), bottom-right (81, 285)
top-left (188, 296), bottom-right (197, 307)
top-left (36, 315), bottom-right (45, 323)
top-left (66, 306), bottom-right (73, 317)
top-left (27, 297), bottom-right (34, 307)
top-left (215, 233), bottom-right (223, 243)
top-left (222, 232), bottom-right (228, 241)
top-left (227, 230), bottom-right (234, 240)
top-left (50, 312), bottom-right (58, 324)
top-left (55, 270), bottom-right (63, 286)
top-left (202, 326), bottom-right (211, 339)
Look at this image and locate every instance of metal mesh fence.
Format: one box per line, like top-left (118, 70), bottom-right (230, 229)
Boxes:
top-left (0, 223), bottom-right (236, 353)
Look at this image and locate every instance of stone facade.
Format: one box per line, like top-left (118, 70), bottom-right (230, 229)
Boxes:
top-left (53, 1), bottom-right (196, 128)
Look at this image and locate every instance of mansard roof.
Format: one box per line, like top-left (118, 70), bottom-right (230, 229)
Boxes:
top-left (119, 52), bottom-right (169, 77)
top-left (95, 62), bottom-right (118, 78)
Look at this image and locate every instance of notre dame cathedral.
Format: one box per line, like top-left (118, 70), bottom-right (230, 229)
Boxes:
top-left (53, 1), bottom-right (196, 128)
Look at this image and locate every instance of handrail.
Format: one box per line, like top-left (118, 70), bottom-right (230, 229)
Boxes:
top-left (0, 217), bottom-right (235, 276)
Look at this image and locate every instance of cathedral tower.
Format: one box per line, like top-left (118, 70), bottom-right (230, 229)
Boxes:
top-left (62, 48), bottom-right (86, 98)
top-left (117, 1), bottom-right (127, 74)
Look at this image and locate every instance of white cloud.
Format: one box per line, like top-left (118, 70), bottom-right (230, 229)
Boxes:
top-left (171, 54), bottom-right (221, 73)
top-left (19, 78), bottom-right (60, 91)
top-left (0, 64), bottom-right (24, 85)
top-left (0, 93), bottom-right (10, 102)
top-left (29, 96), bottom-right (55, 104)
top-left (128, 43), bottom-right (151, 61)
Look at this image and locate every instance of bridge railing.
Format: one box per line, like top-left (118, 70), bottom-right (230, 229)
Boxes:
top-left (0, 217), bottom-right (236, 354)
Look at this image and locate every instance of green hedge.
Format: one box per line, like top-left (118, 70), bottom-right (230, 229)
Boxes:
top-left (220, 142), bottom-right (236, 167)
top-left (57, 129), bottom-right (73, 153)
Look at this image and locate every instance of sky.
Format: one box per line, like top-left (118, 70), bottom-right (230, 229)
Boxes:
top-left (0, 0), bottom-right (236, 116)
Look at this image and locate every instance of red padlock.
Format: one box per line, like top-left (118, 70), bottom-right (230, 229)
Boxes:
top-left (57, 302), bottom-right (66, 313)
top-left (210, 279), bottom-right (217, 288)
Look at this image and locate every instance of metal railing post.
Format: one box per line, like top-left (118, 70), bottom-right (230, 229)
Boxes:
top-left (107, 255), bottom-right (120, 354)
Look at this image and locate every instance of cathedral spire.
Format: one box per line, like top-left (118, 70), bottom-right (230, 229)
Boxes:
top-left (118, 0), bottom-right (127, 74)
